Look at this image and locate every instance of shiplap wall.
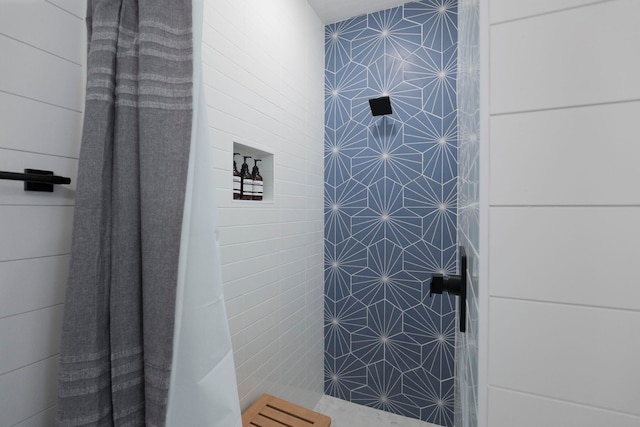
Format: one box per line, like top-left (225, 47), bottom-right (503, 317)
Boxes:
top-left (202, 0), bottom-right (326, 412)
top-left (486, 1), bottom-right (640, 426)
top-left (0, 1), bottom-right (85, 425)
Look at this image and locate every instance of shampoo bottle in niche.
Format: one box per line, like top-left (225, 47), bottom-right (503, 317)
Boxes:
top-left (240, 156), bottom-right (253, 200)
top-left (233, 152), bottom-right (241, 200)
top-left (252, 159), bottom-right (263, 201)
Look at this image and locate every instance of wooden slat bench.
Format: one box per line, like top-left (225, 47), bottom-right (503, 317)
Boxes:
top-left (242, 394), bottom-right (331, 427)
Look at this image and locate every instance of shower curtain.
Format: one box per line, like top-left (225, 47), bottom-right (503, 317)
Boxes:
top-left (165, 0), bottom-right (242, 424)
top-left (57, 0), bottom-right (241, 425)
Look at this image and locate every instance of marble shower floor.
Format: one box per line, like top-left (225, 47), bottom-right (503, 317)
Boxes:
top-left (314, 395), bottom-right (440, 427)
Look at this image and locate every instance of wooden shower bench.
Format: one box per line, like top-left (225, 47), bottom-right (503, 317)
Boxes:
top-left (242, 394), bottom-right (331, 427)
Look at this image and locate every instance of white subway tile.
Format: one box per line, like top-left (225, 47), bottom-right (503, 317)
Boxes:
top-left (202, 2), bottom-right (242, 47)
top-left (219, 237), bottom-right (282, 265)
top-left (203, 0), bottom-right (324, 411)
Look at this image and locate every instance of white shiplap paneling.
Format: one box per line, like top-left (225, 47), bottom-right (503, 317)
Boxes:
top-left (489, 0), bottom-right (611, 24)
top-left (489, 298), bottom-right (640, 416)
top-left (0, 149), bottom-right (78, 205)
top-left (487, 0), bottom-right (640, 426)
top-left (0, 255), bottom-right (69, 319)
top-left (0, 2), bottom-right (85, 426)
top-left (0, 2), bottom-right (85, 64)
top-left (14, 407), bottom-right (57, 427)
top-left (490, 0), bottom-right (640, 114)
top-left (0, 206), bottom-right (74, 262)
top-left (490, 207), bottom-right (640, 311)
top-left (0, 305), bottom-right (63, 375)
top-left (0, 91), bottom-right (82, 157)
top-left (491, 102), bottom-right (640, 206)
top-left (0, 35), bottom-right (84, 111)
top-left (0, 357), bottom-right (59, 427)
top-left (45, 0), bottom-right (86, 19)
top-left (488, 387), bottom-right (640, 427)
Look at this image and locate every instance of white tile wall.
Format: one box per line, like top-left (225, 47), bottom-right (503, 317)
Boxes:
top-left (486, 0), bottom-right (640, 426)
top-left (0, 2), bottom-right (84, 425)
top-left (202, 0), bottom-right (325, 412)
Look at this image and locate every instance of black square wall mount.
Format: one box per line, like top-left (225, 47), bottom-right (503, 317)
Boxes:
top-left (368, 96), bottom-right (393, 116)
top-left (24, 169), bottom-right (54, 192)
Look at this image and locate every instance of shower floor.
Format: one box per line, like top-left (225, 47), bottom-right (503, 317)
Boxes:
top-left (314, 395), bottom-right (439, 427)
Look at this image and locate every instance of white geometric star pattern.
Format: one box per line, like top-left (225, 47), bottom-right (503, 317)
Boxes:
top-left (324, 1), bottom-right (458, 425)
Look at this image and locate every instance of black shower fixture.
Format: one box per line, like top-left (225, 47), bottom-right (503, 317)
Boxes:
top-left (430, 246), bottom-right (467, 332)
top-left (368, 96), bottom-right (393, 116)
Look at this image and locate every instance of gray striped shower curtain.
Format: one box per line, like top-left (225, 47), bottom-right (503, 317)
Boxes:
top-left (57, 1), bottom-right (207, 425)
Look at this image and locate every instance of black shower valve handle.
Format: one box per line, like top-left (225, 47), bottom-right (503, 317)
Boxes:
top-left (429, 275), bottom-right (443, 297)
top-left (429, 246), bottom-right (467, 332)
top-left (429, 274), bottom-right (463, 297)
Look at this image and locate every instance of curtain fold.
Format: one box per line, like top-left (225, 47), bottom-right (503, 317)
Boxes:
top-left (165, 0), bottom-right (242, 424)
top-left (57, 0), bottom-right (193, 425)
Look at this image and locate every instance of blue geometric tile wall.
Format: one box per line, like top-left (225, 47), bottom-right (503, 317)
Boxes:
top-left (324, 1), bottom-right (458, 426)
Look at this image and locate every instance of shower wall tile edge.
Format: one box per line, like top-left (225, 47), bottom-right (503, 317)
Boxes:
top-left (456, 0), bottom-right (480, 425)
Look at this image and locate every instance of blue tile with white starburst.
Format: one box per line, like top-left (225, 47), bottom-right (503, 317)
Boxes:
top-left (324, 1), bottom-right (458, 425)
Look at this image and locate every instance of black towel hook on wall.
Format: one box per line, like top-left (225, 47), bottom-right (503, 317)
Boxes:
top-left (0, 169), bottom-right (71, 192)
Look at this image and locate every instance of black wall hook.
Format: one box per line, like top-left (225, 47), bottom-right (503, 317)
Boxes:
top-left (430, 246), bottom-right (467, 332)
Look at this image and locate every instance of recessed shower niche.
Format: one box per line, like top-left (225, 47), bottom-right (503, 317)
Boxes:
top-left (232, 141), bottom-right (273, 202)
